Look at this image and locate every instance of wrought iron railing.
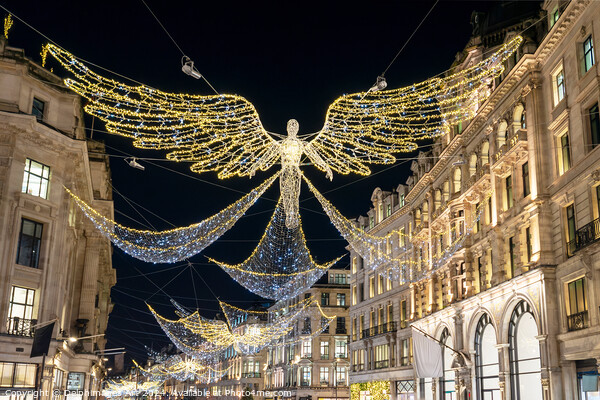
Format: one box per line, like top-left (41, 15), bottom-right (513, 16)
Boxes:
top-left (241, 372), bottom-right (261, 378)
top-left (351, 364), bottom-right (364, 372)
top-left (335, 327), bottom-right (347, 334)
top-left (361, 322), bottom-right (397, 339)
top-left (567, 218), bottom-right (600, 257)
top-left (374, 360), bottom-right (389, 369)
top-left (6, 317), bottom-right (37, 337)
top-left (567, 310), bottom-right (588, 331)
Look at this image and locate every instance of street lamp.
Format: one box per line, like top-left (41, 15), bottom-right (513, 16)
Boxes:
top-left (68, 333), bottom-right (105, 342)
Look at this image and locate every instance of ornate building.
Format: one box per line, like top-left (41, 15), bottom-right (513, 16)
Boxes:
top-left (0, 36), bottom-right (115, 399)
top-left (348, 1), bottom-right (600, 399)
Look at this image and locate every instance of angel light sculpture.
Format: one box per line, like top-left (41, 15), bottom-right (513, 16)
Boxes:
top-left (47, 36), bottom-right (522, 230)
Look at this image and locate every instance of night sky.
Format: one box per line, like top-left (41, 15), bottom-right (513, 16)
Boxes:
top-left (2, 0), bottom-right (513, 366)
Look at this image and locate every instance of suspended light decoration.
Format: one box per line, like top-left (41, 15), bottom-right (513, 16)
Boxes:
top-left (133, 355), bottom-right (230, 383)
top-left (47, 36), bottom-right (522, 229)
top-left (209, 196), bottom-right (342, 301)
top-left (150, 297), bottom-right (334, 357)
top-left (63, 173), bottom-right (277, 263)
top-left (103, 379), bottom-right (163, 398)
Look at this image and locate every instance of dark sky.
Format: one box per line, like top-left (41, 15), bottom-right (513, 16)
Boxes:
top-left (2, 0), bottom-right (510, 364)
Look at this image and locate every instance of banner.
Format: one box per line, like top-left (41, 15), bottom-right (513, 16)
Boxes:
top-left (30, 321), bottom-right (55, 358)
top-left (412, 329), bottom-right (443, 378)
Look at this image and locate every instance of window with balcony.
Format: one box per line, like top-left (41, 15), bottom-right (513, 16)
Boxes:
top-left (522, 162), bottom-right (530, 197)
top-left (0, 362), bottom-right (37, 387)
top-left (567, 277), bottom-right (588, 331)
top-left (558, 132), bottom-right (572, 175)
top-left (16, 218), bottom-right (43, 268)
top-left (497, 121), bottom-right (508, 148)
top-left (589, 103), bottom-right (599, 149)
top-left (582, 35), bottom-right (595, 74)
top-left (301, 367), bottom-right (311, 386)
top-left (374, 344), bottom-right (389, 369)
top-left (505, 175), bottom-right (514, 209)
top-left (7, 286), bottom-right (36, 336)
top-left (552, 66), bottom-right (566, 106)
top-left (453, 168), bottom-right (462, 193)
top-left (22, 159), bottom-right (50, 199)
top-left (335, 339), bottom-right (348, 358)
top-left (320, 341), bottom-right (329, 360)
top-left (302, 340), bottom-right (312, 358)
top-left (336, 367), bottom-right (347, 386)
top-left (319, 367), bottom-right (329, 385)
top-left (32, 98), bottom-right (46, 121)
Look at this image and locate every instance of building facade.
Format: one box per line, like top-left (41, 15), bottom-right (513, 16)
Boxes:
top-left (348, 1), bottom-right (600, 399)
top-left (0, 36), bottom-right (115, 400)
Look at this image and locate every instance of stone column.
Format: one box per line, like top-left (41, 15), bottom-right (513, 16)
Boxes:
top-left (78, 231), bottom-right (102, 326)
top-left (490, 228), bottom-right (506, 286)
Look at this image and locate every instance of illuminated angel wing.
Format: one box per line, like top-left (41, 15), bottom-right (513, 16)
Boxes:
top-left (307, 36), bottom-right (523, 176)
top-left (47, 44), bottom-right (279, 179)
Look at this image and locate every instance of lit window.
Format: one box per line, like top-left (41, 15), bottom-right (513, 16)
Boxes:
top-left (399, 193), bottom-right (405, 207)
top-left (351, 257), bottom-right (357, 274)
top-left (525, 227), bottom-right (532, 263)
top-left (7, 286), bottom-right (35, 336)
top-left (369, 216), bottom-right (374, 229)
top-left (551, 8), bottom-right (560, 27)
top-left (16, 219), bottom-right (43, 268)
top-left (582, 36), bottom-right (595, 74)
top-left (369, 276), bottom-right (375, 298)
top-left (497, 121), bottom-right (507, 148)
top-left (335, 338), bottom-right (348, 358)
top-left (319, 367), bottom-right (329, 385)
top-left (522, 162), bottom-right (530, 197)
top-left (387, 203), bottom-right (392, 217)
top-left (553, 67), bottom-right (566, 105)
top-left (443, 181), bottom-right (450, 202)
top-left (399, 228), bottom-right (406, 247)
top-left (320, 341), bottom-right (329, 360)
top-left (509, 236), bottom-right (516, 277)
top-left (22, 159), bottom-right (50, 199)
top-left (469, 154), bottom-right (478, 177)
top-left (337, 293), bottom-right (346, 306)
top-left (481, 141), bottom-right (490, 165)
top-left (589, 103), bottom-right (599, 149)
top-left (321, 293), bottom-right (329, 306)
top-left (32, 98), bottom-right (45, 121)
top-left (567, 277), bottom-right (588, 331)
top-left (351, 285), bottom-right (357, 305)
top-left (558, 132), bottom-right (571, 175)
top-left (301, 367), bottom-right (311, 386)
top-left (453, 168), bottom-right (462, 193)
top-left (565, 204), bottom-right (576, 254)
top-left (0, 363), bottom-right (37, 387)
top-left (335, 367), bottom-right (347, 386)
top-left (520, 109), bottom-right (527, 129)
top-left (301, 340), bottom-right (311, 358)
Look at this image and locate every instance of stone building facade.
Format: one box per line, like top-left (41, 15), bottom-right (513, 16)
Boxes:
top-left (0, 37), bottom-right (115, 400)
top-left (348, 1), bottom-right (600, 399)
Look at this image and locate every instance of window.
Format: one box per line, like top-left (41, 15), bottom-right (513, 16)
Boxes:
top-left (440, 330), bottom-right (455, 400)
top-left (525, 227), bottom-right (532, 263)
top-left (474, 203), bottom-right (481, 234)
top-left (369, 276), bottom-right (375, 298)
top-left (400, 339), bottom-right (411, 366)
top-left (369, 216), bottom-right (374, 229)
top-left (335, 339), bottom-right (347, 358)
top-left (475, 314), bottom-right (500, 399)
top-left (497, 121), bottom-right (507, 148)
top-left (453, 168), bottom-right (462, 193)
top-left (322, 316), bottom-right (330, 334)
top-left (319, 367), bottom-right (329, 385)
top-left (399, 228), bottom-right (406, 247)
top-left (301, 367), bottom-right (311, 386)
top-left (351, 257), bottom-right (357, 273)
top-left (567, 278), bottom-right (588, 331)
top-left (469, 154), bottom-right (478, 177)
top-left (336, 317), bottom-right (346, 334)
top-left (7, 286), bottom-right (36, 336)
top-left (378, 275), bottom-right (384, 295)
top-left (351, 286), bottom-right (357, 305)
top-left (551, 8), bottom-right (560, 27)
top-left (399, 193), bottom-right (405, 207)
top-left (558, 132), bottom-right (571, 175)
top-left (505, 175), bottom-right (513, 209)
top-left (374, 344), bottom-right (389, 369)
top-left (553, 67), bottom-right (566, 105)
top-left (520, 109), bottom-right (527, 129)
top-left (334, 273), bottom-right (347, 284)
top-left (16, 218), bottom-right (43, 268)
top-left (566, 204), bottom-right (576, 251)
top-left (22, 159), bottom-right (50, 199)
top-left (335, 367), bottom-right (346, 386)
top-left (320, 341), bottom-right (329, 360)
top-left (400, 299), bottom-right (407, 328)
top-left (386, 203), bottom-right (392, 217)
top-left (582, 36), bottom-right (595, 74)
top-left (509, 236), bottom-right (516, 278)
top-left (387, 304), bottom-right (393, 327)
top-left (321, 293), bottom-right (329, 306)
top-left (443, 181), bottom-right (450, 202)
top-left (386, 269), bottom-right (392, 291)
top-left (481, 141), bottom-right (490, 165)
top-left (0, 362), bottom-right (37, 387)
top-left (522, 162), bottom-right (530, 197)
top-left (302, 340), bottom-right (312, 358)
top-left (32, 98), bottom-right (45, 121)
top-left (589, 103), bottom-right (600, 149)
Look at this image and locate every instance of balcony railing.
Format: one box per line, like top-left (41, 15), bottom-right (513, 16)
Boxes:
top-left (241, 372), bottom-right (261, 378)
top-left (567, 310), bottom-right (588, 331)
top-left (335, 327), bottom-right (347, 334)
top-left (6, 317), bottom-right (37, 337)
top-left (361, 322), bottom-right (397, 339)
top-left (351, 364), bottom-right (364, 372)
top-left (567, 218), bottom-right (600, 257)
top-left (374, 360), bottom-right (389, 369)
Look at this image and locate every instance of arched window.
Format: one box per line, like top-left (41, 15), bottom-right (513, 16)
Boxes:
top-left (434, 190), bottom-right (442, 211)
top-left (475, 314), bottom-right (500, 399)
top-left (440, 329), bottom-right (456, 400)
top-left (469, 153), bottom-right (478, 177)
top-left (513, 103), bottom-right (526, 130)
top-left (481, 141), bottom-right (490, 165)
top-left (509, 301), bottom-right (542, 400)
top-left (443, 181), bottom-right (450, 202)
top-left (423, 202), bottom-right (429, 223)
top-left (453, 168), bottom-right (462, 193)
top-left (520, 110), bottom-right (527, 129)
top-left (497, 120), bottom-right (508, 148)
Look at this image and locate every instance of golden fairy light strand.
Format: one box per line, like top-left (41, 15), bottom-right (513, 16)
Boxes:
top-left (3, 14), bottom-right (12, 39)
top-left (208, 194), bottom-right (342, 301)
top-left (133, 356), bottom-right (231, 383)
top-left (64, 173), bottom-right (278, 263)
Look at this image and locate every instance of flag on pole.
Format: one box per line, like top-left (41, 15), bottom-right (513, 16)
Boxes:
top-left (30, 321), bottom-right (55, 358)
top-left (412, 329), bottom-right (443, 378)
